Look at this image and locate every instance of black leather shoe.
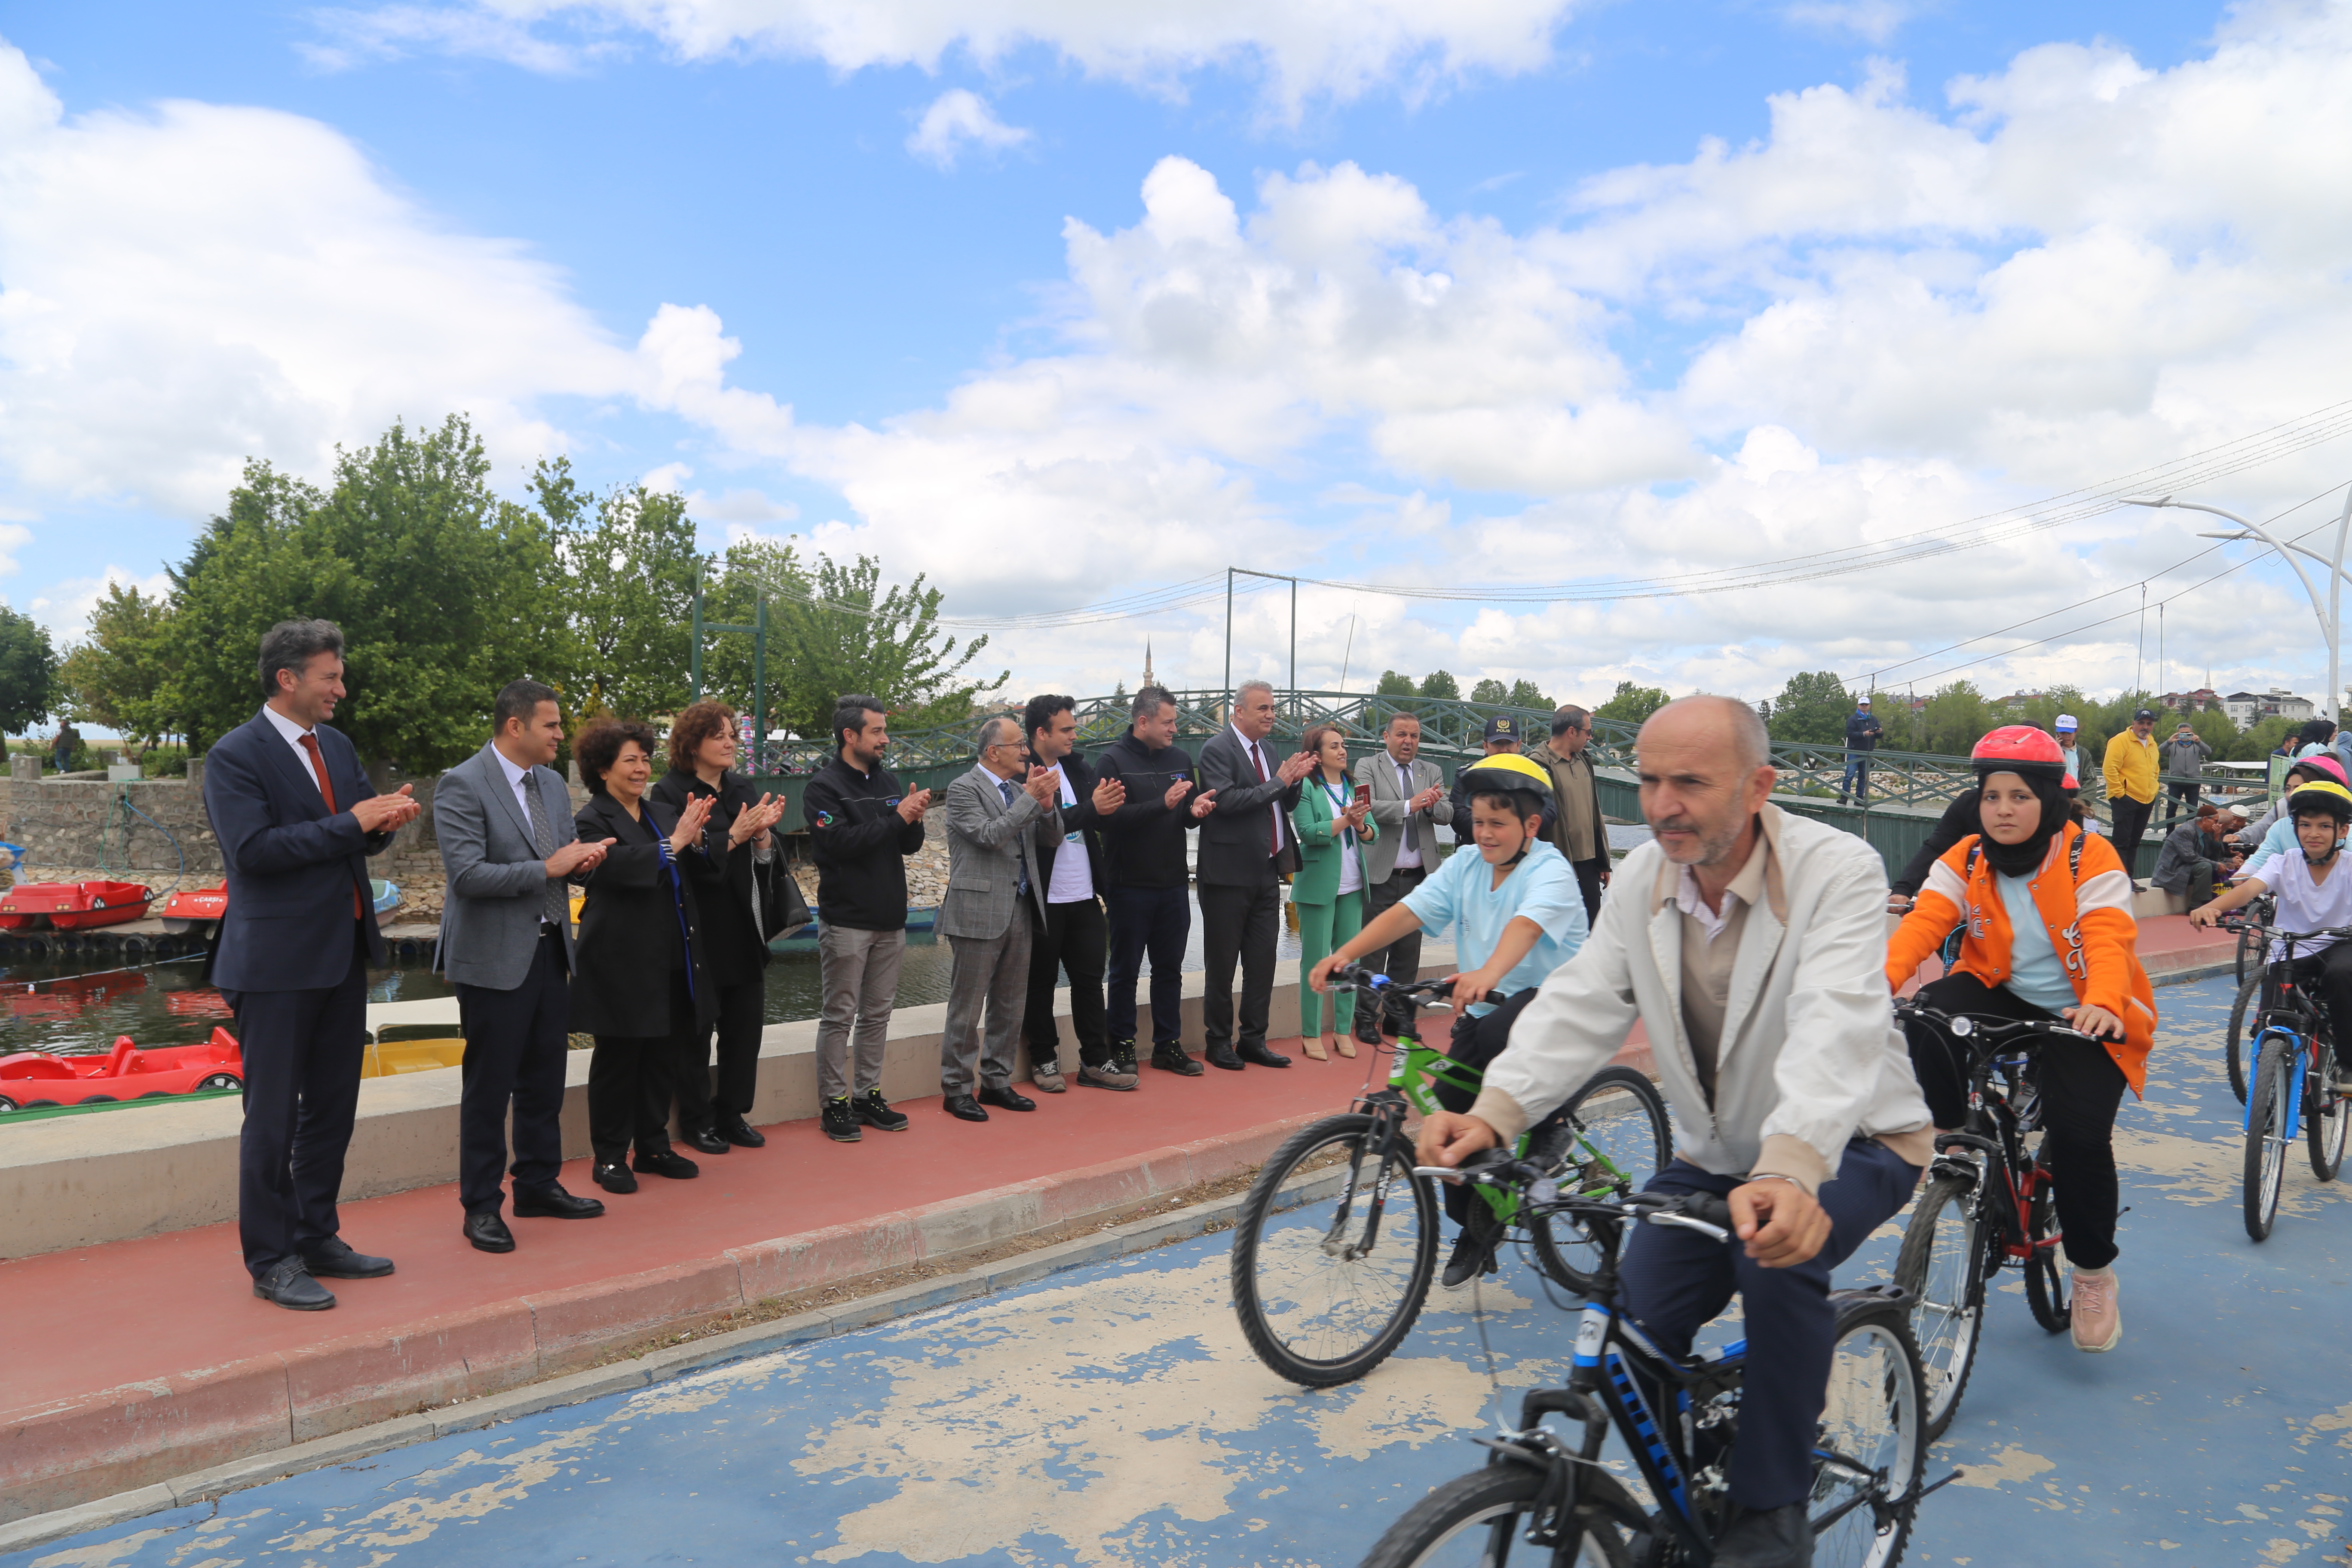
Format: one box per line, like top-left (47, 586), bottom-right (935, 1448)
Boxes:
top-left (1710, 1502), bottom-right (1812, 1567)
top-left (943, 1094), bottom-right (989, 1122)
top-left (977, 1084), bottom-right (1036, 1112)
top-left (253, 1258), bottom-right (335, 1311)
top-left (634, 1148), bottom-right (700, 1179)
top-left (1151, 1045), bottom-right (1203, 1077)
top-left (303, 1237), bottom-right (395, 1279)
top-left (716, 1116), bottom-right (766, 1148)
top-left (1440, 1232), bottom-right (1497, 1289)
top-left (513, 1183), bottom-right (605, 1219)
top-left (679, 1127), bottom-right (730, 1155)
top-left (1353, 1018), bottom-right (1383, 1047)
top-left (1238, 1044), bottom-right (1292, 1069)
top-left (464, 1208), bottom-right (516, 1254)
top-left (594, 1161), bottom-right (638, 1194)
top-left (1204, 1047), bottom-right (1244, 1071)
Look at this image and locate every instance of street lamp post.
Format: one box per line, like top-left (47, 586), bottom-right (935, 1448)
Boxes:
top-left (2127, 490), bottom-right (2352, 722)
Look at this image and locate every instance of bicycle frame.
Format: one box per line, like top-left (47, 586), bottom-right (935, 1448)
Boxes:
top-left (2245, 936), bottom-right (2335, 1142)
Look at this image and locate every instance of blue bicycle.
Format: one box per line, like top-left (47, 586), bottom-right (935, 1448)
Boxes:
top-left (2240, 923), bottom-right (2352, 1241)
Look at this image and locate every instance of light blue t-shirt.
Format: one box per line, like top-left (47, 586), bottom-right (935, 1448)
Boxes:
top-left (1997, 871), bottom-right (2077, 1015)
top-left (1400, 839), bottom-right (1588, 1014)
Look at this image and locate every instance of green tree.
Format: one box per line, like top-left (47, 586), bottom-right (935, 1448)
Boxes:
top-left (771, 554), bottom-right (1004, 736)
top-left (1915, 681), bottom-right (1995, 756)
top-left (1766, 671), bottom-right (1852, 747)
top-left (59, 584), bottom-right (178, 745)
top-left (1417, 669), bottom-right (1460, 701)
top-left (697, 535), bottom-right (812, 738)
top-left (540, 460), bottom-right (704, 722)
top-left (0, 605), bottom-right (58, 736)
top-left (1505, 679), bottom-right (1549, 711)
top-left (1469, 677), bottom-right (1508, 706)
top-left (1594, 680), bottom-right (1671, 726)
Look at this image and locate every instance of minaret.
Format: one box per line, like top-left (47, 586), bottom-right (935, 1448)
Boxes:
top-left (1142, 640), bottom-right (1157, 689)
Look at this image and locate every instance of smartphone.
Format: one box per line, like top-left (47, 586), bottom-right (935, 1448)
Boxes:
top-left (1354, 784), bottom-right (1371, 808)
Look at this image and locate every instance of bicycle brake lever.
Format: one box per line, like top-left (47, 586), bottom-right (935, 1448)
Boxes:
top-left (1411, 1166), bottom-right (1470, 1183)
top-left (1646, 1213), bottom-right (1730, 1243)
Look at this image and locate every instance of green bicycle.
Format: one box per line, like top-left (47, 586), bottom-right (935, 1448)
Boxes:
top-left (1230, 964), bottom-right (1671, 1387)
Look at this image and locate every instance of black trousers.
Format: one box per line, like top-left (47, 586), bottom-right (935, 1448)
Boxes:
top-left (1570, 856), bottom-right (1606, 925)
top-left (2108, 796), bottom-right (2154, 877)
top-left (1904, 971), bottom-right (2128, 1269)
top-left (1619, 1142), bottom-right (1919, 1511)
top-left (1026, 897), bottom-right (1109, 1065)
top-left (454, 928), bottom-right (572, 1214)
top-left (1199, 876), bottom-right (1281, 1053)
top-left (231, 923), bottom-right (370, 1278)
top-left (1105, 884), bottom-right (1189, 1048)
top-left (2162, 781), bottom-right (2201, 824)
top-left (589, 968), bottom-right (693, 1165)
top-left (2288, 943), bottom-right (2352, 1057)
top-left (1353, 866), bottom-right (1427, 1031)
top-left (1434, 988), bottom-right (1544, 1225)
top-left (675, 973), bottom-right (761, 1131)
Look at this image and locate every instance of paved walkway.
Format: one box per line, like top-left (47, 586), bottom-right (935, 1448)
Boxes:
top-left (9, 974), bottom-right (2344, 1567)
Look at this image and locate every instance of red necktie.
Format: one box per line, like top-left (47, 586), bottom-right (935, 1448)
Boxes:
top-left (1251, 742), bottom-right (1278, 855)
top-left (299, 733), bottom-right (362, 919)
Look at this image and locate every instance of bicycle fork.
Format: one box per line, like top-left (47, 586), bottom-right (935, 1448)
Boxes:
top-left (2246, 1028), bottom-right (2308, 1142)
top-left (1323, 1097), bottom-right (1409, 1262)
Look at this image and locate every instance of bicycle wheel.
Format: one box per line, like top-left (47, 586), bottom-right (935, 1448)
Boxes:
top-left (2225, 974), bottom-right (2259, 1104)
top-left (1357, 1463), bottom-right (1646, 1568)
top-left (2244, 1037), bottom-right (2295, 1242)
top-left (2237, 922), bottom-right (2257, 986)
top-left (1892, 1176), bottom-right (1984, 1441)
top-left (1810, 1300), bottom-right (1926, 1568)
top-left (1528, 1067), bottom-right (1671, 1297)
top-left (2307, 1042), bottom-right (2346, 1182)
top-left (1231, 1114), bottom-right (1438, 1387)
top-left (2021, 1167), bottom-right (2070, 1332)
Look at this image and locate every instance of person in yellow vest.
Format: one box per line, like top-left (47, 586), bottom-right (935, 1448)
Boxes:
top-left (2100, 706), bottom-right (2160, 876)
top-left (1885, 726), bottom-right (2156, 1355)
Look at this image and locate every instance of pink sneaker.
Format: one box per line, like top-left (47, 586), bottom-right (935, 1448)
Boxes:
top-left (2070, 1267), bottom-right (2121, 1352)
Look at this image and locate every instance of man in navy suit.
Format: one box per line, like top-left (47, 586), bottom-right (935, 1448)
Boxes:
top-left (204, 619), bottom-right (422, 1309)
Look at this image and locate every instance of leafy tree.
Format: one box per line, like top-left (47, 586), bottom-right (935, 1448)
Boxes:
top-left (540, 459), bottom-right (704, 722)
top-left (1766, 671), bottom-right (1852, 747)
top-left (1505, 679), bottom-right (1549, 711)
top-left (697, 535), bottom-right (811, 740)
top-left (1469, 677), bottom-right (1508, 706)
top-left (771, 554), bottom-right (1004, 736)
top-left (1417, 669), bottom-right (1460, 701)
top-left (1374, 670), bottom-right (1415, 699)
top-left (0, 605), bottom-right (58, 735)
top-left (1914, 680), bottom-right (1994, 757)
top-left (60, 584), bottom-right (178, 745)
top-left (1594, 680), bottom-right (1671, 726)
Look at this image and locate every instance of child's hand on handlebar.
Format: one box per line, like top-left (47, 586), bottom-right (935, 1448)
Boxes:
top-left (2063, 1002), bottom-right (2126, 1039)
top-left (1307, 953), bottom-right (1351, 994)
top-left (1415, 1111), bottom-right (1498, 1170)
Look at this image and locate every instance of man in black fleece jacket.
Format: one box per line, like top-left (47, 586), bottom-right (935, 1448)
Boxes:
top-left (1093, 685), bottom-right (1219, 1075)
top-left (802, 694), bottom-right (931, 1143)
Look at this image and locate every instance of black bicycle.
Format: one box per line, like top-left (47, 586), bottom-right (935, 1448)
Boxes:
top-left (1359, 1152), bottom-right (1937, 1568)
top-left (2233, 923), bottom-right (2352, 1240)
top-left (2223, 899), bottom-right (2278, 1103)
top-left (1890, 1003), bottom-right (2086, 1441)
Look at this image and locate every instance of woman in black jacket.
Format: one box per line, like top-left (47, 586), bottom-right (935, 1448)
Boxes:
top-left (571, 718), bottom-right (717, 1193)
top-left (650, 701), bottom-right (786, 1148)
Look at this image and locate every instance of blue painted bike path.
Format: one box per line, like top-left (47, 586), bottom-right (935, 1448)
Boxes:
top-left (12, 974), bottom-right (2349, 1568)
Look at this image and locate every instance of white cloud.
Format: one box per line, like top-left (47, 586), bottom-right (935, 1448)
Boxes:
top-left (702, 490), bottom-right (800, 524)
top-left (307, 0), bottom-right (1581, 115)
top-left (906, 89), bottom-right (1032, 169)
top-left (27, 564), bottom-right (173, 643)
top-left (1782, 2), bottom-right (1926, 46)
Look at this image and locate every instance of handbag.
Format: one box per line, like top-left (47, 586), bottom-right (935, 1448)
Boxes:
top-left (759, 854), bottom-right (812, 939)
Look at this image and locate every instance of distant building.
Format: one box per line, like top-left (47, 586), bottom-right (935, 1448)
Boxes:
top-left (2221, 688), bottom-right (2315, 727)
top-left (2160, 688), bottom-right (2221, 711)
top-left (1990, 691), bottom-right (2046, 714)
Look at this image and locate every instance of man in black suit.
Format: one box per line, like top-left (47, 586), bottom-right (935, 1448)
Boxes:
top-left (1196, 679), bottom-right (1317, 1069)
top-left (203, 619), bottom-right (422, 1310)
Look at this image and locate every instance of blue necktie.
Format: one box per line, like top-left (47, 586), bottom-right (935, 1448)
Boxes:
top-left (998, 778), bottom-right (1029, 897)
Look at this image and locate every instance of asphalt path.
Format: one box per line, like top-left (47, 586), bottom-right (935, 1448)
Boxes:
top-left (12, 974), bottom-right (2349, 1568)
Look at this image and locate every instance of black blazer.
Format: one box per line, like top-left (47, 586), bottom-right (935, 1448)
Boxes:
top-left (202, 710), bottom-right (395, 992)
top-left (1195, 727), bottom-right (1302, 888)
top-left (567, 792), bottom-right (716, 1038)
top-left (651, 767), bottom-right (771, 986)
top-left (1026, 748), bottom-right (1115, 900)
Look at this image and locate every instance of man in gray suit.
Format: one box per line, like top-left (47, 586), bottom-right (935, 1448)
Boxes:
top-left (938, 714), bottom-right (1061, 1121)
top-left (1351, 710), bottom-right (1452, 1043)
top-left (435, 679), bottom-right (616, 1253)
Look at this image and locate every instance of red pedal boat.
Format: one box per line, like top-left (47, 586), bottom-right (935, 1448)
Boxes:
top-left (0, 1027), bottom-right (242, 1111)
top-left (159, 884), bottom-right (228, 935)
top-left (0, 880), bottom-right (157, 931)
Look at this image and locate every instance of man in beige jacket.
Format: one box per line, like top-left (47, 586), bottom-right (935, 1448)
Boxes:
top-left (1418, 696), bottom-right (1930, 1568)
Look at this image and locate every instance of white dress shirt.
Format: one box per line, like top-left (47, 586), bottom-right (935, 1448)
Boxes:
top-left (492, 744), bottom-right (537, 826)
top-left (260, 704), bottom-right (327, 798)
top-left (1390, 757), bottom-right (1423, 870)
top-left (1232, 723), bottom-right (1286, 858)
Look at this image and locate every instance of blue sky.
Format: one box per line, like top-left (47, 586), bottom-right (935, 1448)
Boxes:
top-left (1, 0), bottom-right (2346, 710)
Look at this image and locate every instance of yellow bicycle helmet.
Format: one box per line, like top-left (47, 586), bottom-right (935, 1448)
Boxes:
top-left (1457, 751), bottom-right (1556, 807)
top-left (2285, 778), bottom-right (2352, 823)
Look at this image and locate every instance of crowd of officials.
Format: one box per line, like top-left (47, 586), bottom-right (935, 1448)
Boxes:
top-left (204, 620), bottom-right (1620, 1309)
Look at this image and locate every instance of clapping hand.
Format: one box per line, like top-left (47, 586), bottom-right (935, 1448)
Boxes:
top-left (1275, 750), bottom-right (1318, 785)
top-left (1409, 784), bottom-right (1444, 814)
top-left (546, 837), bottom-right (615, 877)
top-left (1161, 777), bottom-right (1194, 811)
top-left (1189, 787), bottom-right (1219, 820)
top-left (729, 793), bottom-right (786, 847)
top-left (897, 788), bottom-right (933, 824)
top-left (668, 791), bottom-right (716, 857)
top-left (352, 784), bottom-right (422, 834)
top-left (1091, 776), bottom-right (1127, 814)
top-left (1024, 765), bottom-right (1058, 807)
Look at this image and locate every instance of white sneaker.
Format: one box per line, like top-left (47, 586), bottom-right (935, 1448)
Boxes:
top-left (2070, 1267), bottom-right (2121, 1353)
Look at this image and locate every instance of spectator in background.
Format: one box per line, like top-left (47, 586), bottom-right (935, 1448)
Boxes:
top-left (651, 701), bottom-right (787, 1152)
top-left (1197, 680), bottom-right (1317, 1071)
top-left (1093, 685), bottom-right (1216, 1077)
top-left (937, 715), bottom-right (1059, 1121)
top-left (49, 720), bottom-right (77, 775)
top-left (2054, 714), bottom-right (2082, 784)
top-left (569, 719), bottom-right (714, 1192)
top-left (1351, 712), bottom-right (1451, 1046)
top-left (1020, 695), bottom-right (1130, 1092)
top-left (1839, 696), bottom-right (1883, 805)
top-left (2152, 803), bottom-right (2243, 909)
top-left (1450, 716), bottom-right (1545, 837)
top-left (2102, 707), bottom-right (2160, 877)
top-left (2159, 720), bottom-right (2214, 829)
top-left (1291, 723), bottom-right (1376, 1061)
top-left (1528, 704), bottom-right (1613, 923)
top-left (804, 695), bottom-right (929, 1144)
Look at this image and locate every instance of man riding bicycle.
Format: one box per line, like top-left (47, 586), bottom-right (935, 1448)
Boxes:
top-left (1418, 696), bottom-right (1931, 1568)
top-left (2192, 777), bottom-right (2352, 1096)
top-left (1309, 750), bottom-right (1589, 1286)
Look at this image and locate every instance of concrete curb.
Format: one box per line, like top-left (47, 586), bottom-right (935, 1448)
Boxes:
top-left (0, 1173), bottom-right (1333, 1559)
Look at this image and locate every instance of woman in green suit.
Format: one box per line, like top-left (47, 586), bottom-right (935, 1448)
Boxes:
top-left (1292, 724), bottom-right (1378, 1061)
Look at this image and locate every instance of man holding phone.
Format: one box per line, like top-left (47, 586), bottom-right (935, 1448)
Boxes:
top-left (1351, 711), bottom-right (1452, 1044)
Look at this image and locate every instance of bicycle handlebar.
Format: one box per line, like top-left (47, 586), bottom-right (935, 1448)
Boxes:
top-left (1893, 1000), bottom-right (2095, 1046)
top-left (1331, 962), bottom-right (1455, 1004)
top-left (1412, 1151), bottom-right (1736, 1240)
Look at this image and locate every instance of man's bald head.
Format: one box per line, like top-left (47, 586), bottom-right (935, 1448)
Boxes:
top-left (1641, 695), bottom-right (1771, 771)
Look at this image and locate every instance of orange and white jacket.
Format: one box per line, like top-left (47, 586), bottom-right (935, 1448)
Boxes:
top-left (1883, 822), bottom-right (2156, 1094)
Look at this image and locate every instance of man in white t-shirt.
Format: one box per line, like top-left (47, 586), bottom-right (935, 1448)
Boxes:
top-left (1021, 695), bottom-right (1131, 1091)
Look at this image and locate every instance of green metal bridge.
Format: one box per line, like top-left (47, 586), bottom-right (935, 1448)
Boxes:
top-left (747, 688), bottom-right (2246, 881)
